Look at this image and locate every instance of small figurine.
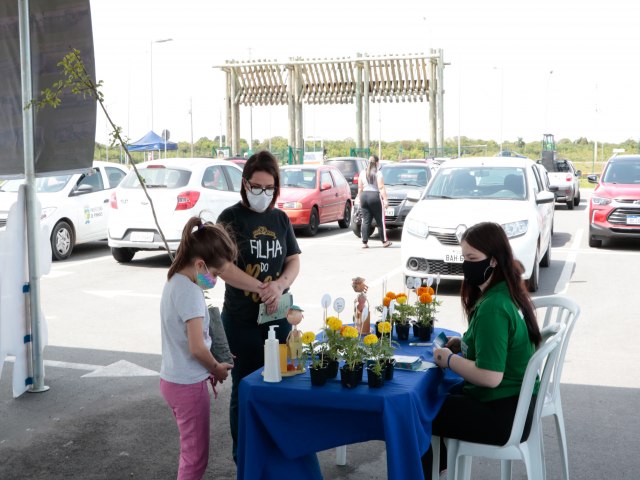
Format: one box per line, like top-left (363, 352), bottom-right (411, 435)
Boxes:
top-left (352, 277), bottom-right (370, 334)
top-left (352, 276), bottom-right (368, 294)
top-left (286, 305), bottom-right (304, 370)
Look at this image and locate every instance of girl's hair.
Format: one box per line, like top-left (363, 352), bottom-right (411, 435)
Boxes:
top-left (366, 155), bottom-right (379, 185)
top-left (240, 150), bottom-right (281, 210)
top-left (167, 216), bottom-right (238, 280)
top-left (460, 222), bottom-right (541, 346)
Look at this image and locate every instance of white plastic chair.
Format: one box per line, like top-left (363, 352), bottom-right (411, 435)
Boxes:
top-left (533, 295), bottom-right (580, 480)
top-left (442, 323), bottom-right (566, 480)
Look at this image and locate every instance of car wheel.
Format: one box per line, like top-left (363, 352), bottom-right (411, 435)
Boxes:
top-left (50, 221), bottom-right (74, 261)
top-left (566, 198), bottom-right (574, 210)
top-left (589, 236), bottom-right (602, 248)
top-left (527, 255), bottom-right (539, 292)
top-left (540, 236), bottom-right (551, 268)
top-left (338, 202), bottom-right (351, 229)
top-left (304, 207), bottom-right (320, 236)
top-left (573, 190), bottom-right (581, 206)
top-left (112, 247), bottom-right (136, 263)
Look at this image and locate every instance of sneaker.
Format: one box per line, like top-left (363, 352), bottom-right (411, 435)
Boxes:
top-left (439, 469), bottom-right (447, 480)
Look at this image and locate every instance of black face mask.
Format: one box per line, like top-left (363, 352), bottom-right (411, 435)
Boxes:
top-left (462, 257), bottom-right (494, 287)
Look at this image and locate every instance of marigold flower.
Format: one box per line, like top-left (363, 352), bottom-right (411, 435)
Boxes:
top-left (326, 316), bottom-right (342, 331)
top-left (382, 297), bottom-right (391, 307)
top-left (385, 291), bottom-right (397, 299)
top-left (378, 321), bottom-right (391, 334)
top-left (363, 334), bottom-right (378, 346)
top-left (301, 331), bottom-right (316, 344)
top-left (416, 286), bottom-right (428, 296)
top-left (419, 293), bottom-right (433, 304)
top-left (341, 326), bottom-right (359, 338)
top-left (427, 286), bottom-right (435, 295)
top-left (396, 293), bottom-right (408, 304)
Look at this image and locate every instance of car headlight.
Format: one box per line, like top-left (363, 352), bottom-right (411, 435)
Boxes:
top-left (591, 196), bottom-right (611, 205)
top-left (405, 217), bottom-right (429, 238)
top-left (502, 220), bottom-right (528, 238)
top-left (40, 207), bottom-right (57, 220)
top-left (282, 201), bottom-right (303, 209)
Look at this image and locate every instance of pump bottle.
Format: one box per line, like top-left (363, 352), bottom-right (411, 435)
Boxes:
top-left (263, 325), bottom-right (282, 382)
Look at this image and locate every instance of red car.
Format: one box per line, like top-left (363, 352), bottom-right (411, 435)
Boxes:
top-left (277, 165), bottom-right (352, 236)
top-left (588, 154), bottom-right (640, 247)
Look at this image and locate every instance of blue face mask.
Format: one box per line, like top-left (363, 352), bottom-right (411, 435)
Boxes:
top-left (196, 265), bottom-right (217, 290)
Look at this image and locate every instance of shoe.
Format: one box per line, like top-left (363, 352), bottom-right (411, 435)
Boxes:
top-left (439, 469), bottom-right (447, 480)
top-left (362, 243), bottom-right (369, 249)
top-left (382, 241), bottom-right (392, 248)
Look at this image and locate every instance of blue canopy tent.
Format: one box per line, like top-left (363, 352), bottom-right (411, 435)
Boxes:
top-left (127, 130), bottom-right (178, 152)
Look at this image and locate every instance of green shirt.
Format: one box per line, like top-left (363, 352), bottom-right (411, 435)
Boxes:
top-left (461, 281), bottom-right (537, 402)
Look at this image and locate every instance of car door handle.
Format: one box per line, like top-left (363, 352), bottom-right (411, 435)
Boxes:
top-left (103, 199), bottom-right (109, 203)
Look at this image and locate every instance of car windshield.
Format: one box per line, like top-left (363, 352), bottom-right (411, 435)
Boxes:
top-left (602, 160), bottom-right (640, 184)
top-left (381, 166), bottom-right (430, 187)
top-left (281, 169), bottom-right (316, 189)
top-left (0, 175), bottom-right (72, 193)
top-left (425, 166), bottom-right (527, 200)
top-left (119, 167), bottom-right (191, 189)
top-left (325, 160), bottom-right (358, 175)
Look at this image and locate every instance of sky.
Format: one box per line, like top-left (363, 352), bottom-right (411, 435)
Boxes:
top-left (90, 0), bottom-right (640, 148)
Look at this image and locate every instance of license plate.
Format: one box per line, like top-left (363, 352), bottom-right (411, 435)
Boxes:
top-left (627, 215), bottom-right (640, 225)
top-left (130, 231), bottom-right (154, 242)
top-left (444, 250), bottom-right (464, 263)
top-left (385, 207), bottom-right (395, 216)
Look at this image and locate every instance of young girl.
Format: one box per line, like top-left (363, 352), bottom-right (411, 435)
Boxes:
top-left (160, 216), bottom-right (235, 480)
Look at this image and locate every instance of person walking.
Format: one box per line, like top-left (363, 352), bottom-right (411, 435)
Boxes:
top-left (217, 150), bottom-right (302, 463)
top-left (422, 222), bottom-right (542, 479)
top-left (159, 216), bottom-right (236, 480)
top-left (358, 155), bottom-right (391, 248)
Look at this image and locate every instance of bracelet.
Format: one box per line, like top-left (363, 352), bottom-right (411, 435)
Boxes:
top-left (447, 353), bottom-right (455, 369)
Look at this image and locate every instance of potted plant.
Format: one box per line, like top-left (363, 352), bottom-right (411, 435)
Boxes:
top-left (412, 286), bottom-right (441, 340)
top-left (339, 325), bottom-right (363, 388)
top-left (392, 292), bottom-right (414, 340)
top-left (363, 333), bottom-right (386, 388)
top-left (301, 331), bottom-right (327, 386)
top-left (324, 316), bottom-right (343, 379)
top-left (375, 321), bottom-right (398, 380)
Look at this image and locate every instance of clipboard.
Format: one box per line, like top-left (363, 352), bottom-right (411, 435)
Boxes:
top-left (257, 292), bottom-right (293, 325)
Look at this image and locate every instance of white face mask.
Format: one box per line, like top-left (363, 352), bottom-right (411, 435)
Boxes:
top-left (246, 190), bottom-right (271, 213)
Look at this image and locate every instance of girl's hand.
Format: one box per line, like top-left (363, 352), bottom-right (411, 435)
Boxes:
top-left (433, 347), bottom-right (453, 368)
top-left (445, 336), bottom-right (462, 354)
top-left (212, 362), bottom-right (233, 382)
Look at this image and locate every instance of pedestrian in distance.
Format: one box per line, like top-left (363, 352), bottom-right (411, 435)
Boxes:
top-left (423, 222), bottom-right (542, 479)
top-left (217, 150), bottom-right (302, 464)
top-left (358, 155), bottom-right (392, 248)
top-left (159, 216), bottom-right (236, 480)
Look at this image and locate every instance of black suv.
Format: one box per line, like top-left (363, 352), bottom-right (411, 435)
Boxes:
top-left (324, 157), bottom-right (368, 199)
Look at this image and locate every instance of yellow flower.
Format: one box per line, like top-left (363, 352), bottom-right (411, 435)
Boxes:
top-left (378, 321), bottom-right (391, 334)
top-left (396, 293), bottom-right (408, 304)
top-left (341, 326), bottom-right (359, 338)
top-left (419, 293), bottom-right (433, 304)
top-left (301, 331), bottom-right (316, 344)
top-left (363, 334), bottom-right (378, 346)
top-left (326, 316), bottom-right (342, 331)
top-left (385, 291), bottom-right (397, 299)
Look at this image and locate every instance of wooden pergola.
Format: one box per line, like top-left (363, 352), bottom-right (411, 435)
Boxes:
top-left (215, 50), bottom-right (445, 157)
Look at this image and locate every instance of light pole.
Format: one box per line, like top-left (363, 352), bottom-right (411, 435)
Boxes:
top-left (545, 70), bottom-right (553, 132)
top-left (493, 66), bottom-right (504, 152)
top-left (150, 38), bottom-right (173, 132)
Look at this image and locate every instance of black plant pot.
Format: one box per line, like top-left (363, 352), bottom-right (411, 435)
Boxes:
top-left (325, 358), bottom-right (339, 379)
top-left (367, 367), bottom-right (385, 388)
top-left (340, 366), bottom-right (361, 389)
top-left (309, 365), bottom-right (327, 386)
top-left (375, 321), bottom-right (383, 338)
top-left (384, 358), bottom-right (396, 381)
top-left (396, 323), bottom-right (410, 341)
top-left (413, 323), bottom-right (433, 341)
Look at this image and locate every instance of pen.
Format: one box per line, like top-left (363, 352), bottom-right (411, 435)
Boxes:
top-left (409, 342), bottom-right (433, 346)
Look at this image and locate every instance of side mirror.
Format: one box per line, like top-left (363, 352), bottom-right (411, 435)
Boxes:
top-left (406, 190), bottom-right (422, 201)
top-left (587, 174), bottom-right (599, 184)
top-left (320, 182), bottom-right (332, 191)
top-left (536, 191), bottom-right (555, 204)
top-left (576, 170), bottom-right (582, 177)
top-left (70, 184), bottom-right (93, 196)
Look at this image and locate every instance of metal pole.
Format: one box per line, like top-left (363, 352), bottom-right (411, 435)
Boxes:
top-left (189, 97), bottom-right (194, 157)
top-left (437, 49), bottom-right (445, 154)
top-left (150, 41), bottom-right (153, 131)
top-left (429, 52), bottom-right (436, 156)
top-left (458, 67), bottom-right (462, 158)
top-left (19, 0), bottom-right (48, 393)
top-left (355, 55), bottom-right (363, 149)
top-left (363, 60), bottom-right (370, 150)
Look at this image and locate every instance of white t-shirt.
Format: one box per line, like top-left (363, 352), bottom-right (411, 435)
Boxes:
top-left (362, 169), bottom-right (383, 192)
top-left (160, 273), bottom-right (212, 384)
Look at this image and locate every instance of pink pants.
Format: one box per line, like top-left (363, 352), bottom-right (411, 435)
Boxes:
top-left (160, 378), bottom-right (210, 480)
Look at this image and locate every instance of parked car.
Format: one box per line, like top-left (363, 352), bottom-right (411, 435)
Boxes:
top-left (277, 164), bottom-right (352, 236)
top-left (108, 158), bottom-right (243, 262)
top-left (351, 162), bottom-right (436, 237)
top-left (323, 157), bottom-right (368, 199)
top-left (224, 156), bottom-right (247, 169)
top-left (587, 154), bottom-right (640, 248)
top-left (0, 161), bottom-right (128, 260)
top-left (539, 158), bottom-right (581, 209)
top-left (401, 156), bottom-right (555, 292)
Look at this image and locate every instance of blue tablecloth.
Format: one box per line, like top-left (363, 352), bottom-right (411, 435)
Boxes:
top-left (237, 327), bottom-right (462, 480)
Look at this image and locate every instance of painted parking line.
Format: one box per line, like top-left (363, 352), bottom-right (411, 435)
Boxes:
top-left (554, 228), bottom-right (583, 294)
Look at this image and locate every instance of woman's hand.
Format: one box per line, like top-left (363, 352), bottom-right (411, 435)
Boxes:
top-left (445, 336), bottom-right (462, 354)
top-left (259, 280), bottom-right (282, 315)
top-left (433, 347), bottom-right (452, 368)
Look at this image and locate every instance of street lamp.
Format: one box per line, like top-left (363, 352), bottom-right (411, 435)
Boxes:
top-left (150, 38), bottom-right (173, 132)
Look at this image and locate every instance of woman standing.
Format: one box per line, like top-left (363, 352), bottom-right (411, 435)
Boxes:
top-left (358, 155), bottom-right (391, 248)
top-left (217, 151), bottom-right (302, 463)
top-left (423, 222), bottom-right (542, 479)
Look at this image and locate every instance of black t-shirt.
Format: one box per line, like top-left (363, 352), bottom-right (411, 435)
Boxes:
top-left (218, 202), bottom-right (301, 325)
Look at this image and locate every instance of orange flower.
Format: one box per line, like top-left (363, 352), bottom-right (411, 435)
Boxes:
top-left (427, 286), bottom-right (435, 295)
top-left (385, 291), bottom-right (397, 299)
top-left (416, 286), bottom-right (428, 296)
top-left (382, 297), bottom-right (391, 307)
top-left (419, 292), bottom-right (433, 304)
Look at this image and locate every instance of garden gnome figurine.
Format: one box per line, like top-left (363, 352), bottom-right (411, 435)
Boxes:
top-left (352, 277), bottom-right (371, 334)
top-left (286, 305), bottom-right (304, 370)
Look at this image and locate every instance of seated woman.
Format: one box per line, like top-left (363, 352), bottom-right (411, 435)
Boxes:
top-left (423, 222), bottom-right (542, 479)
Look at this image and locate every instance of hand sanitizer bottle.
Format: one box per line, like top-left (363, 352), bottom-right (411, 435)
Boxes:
top-left (263, 325), bottom-right (282, 383)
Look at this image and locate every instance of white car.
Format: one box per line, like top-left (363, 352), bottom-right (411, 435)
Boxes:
top-left (108, 158), bottom-right (243, 263)
top-left (401, 156), bottom-right (555, 292)
top-left (0, 161), bottom-right (128, 260)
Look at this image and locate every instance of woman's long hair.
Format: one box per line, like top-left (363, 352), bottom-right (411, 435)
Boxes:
top-left (167, 217), bottom-right (238, 280)
top-left (240, 150), bottom-right (281, 210)
top-left (366, 155), bottom-right (379, 186)
top-left (460, 222), bottom-right (541, 346)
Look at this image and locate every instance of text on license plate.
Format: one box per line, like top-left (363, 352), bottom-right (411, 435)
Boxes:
top-left (444, 251), bottom-right (464, 263)
top-left (627, 215), bottom-right (640, 225)
top-left (130, 231), bottom-right (154, 242)
top-left (385, 207), bottom-right (395, 216)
